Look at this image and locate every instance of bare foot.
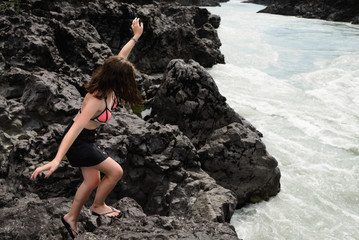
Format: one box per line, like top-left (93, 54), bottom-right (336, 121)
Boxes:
top-left (63, 214), bottom-right (78, 238)
top-left (91, 204), bottom-right (121, 217)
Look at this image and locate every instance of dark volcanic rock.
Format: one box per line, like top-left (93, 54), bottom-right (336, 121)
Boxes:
top-left (150, 59), bottom-right (281, 207)
top-left (198, 122), bottom-right (281, 206)
top-left (0, 0), bottom-right (224, 74)
top-left (0, 0), bottom-right (281, 239)
top-left (151, 59), bottom-right (258, 148)
top-left (249, 0), bottom-right (359, 24)
top-left (123, 0), bottom-right (229, 7)
top-left (6, 110), bottom-right (236, 222)
top-left (2, 111), bottom-right (238, 239)
top-left (0, 195), bottom-right (239, 240)
top-left (95, 112), bottom-right (237, 222)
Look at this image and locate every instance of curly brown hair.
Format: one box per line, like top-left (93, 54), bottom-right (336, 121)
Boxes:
top-left (85, 56), bottom-right (143, 106)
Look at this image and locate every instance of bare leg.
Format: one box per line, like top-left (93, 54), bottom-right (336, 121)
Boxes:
top-left (90, 157), bottom-right (123, 217)
top-left (63, 167), bottom-right (100, 237)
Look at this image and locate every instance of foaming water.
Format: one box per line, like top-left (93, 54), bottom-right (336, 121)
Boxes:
top-left (207, 1), bottom-right (359, 239)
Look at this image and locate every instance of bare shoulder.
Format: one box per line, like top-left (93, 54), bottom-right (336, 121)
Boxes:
top-left (82, 93), bottom-right (104, 111)
top-left (84, 93), bottom-right (102, 103)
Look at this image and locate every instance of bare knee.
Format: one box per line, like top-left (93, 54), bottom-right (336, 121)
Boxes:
top-left (84, 176), bottom-right (101, 190)
top-left (112, 165), bottom-right (123, 181)
top-left (96, 157), bottom-right (123, 181)
top-left (108, 164), bottom-right (123, 181)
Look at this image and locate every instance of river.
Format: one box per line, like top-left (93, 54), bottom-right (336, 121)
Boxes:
top-left (207, 1), bottom-right (359, 239)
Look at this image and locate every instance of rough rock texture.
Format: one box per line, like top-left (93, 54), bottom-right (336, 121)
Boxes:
top-left (120, 0), bottom-right (229, 7)
top-left (2, 97), bottom-right (239, 239)
top-left (0, 0), bottom-right (281, 239)
top-left (5, 108), bottom-right (237, 213)
top-left (150, 59), bottom-right (281, 207)
top-left (97, 112), bottom-right (238, 222)
top-left (157, 0), bottom-right (229, 6)
top-left (248, 0), bottom-right (359, 24)
top-left (0, 195), bottom-right (239, 240)
top-left (0, 0), bottom-right (224, 74)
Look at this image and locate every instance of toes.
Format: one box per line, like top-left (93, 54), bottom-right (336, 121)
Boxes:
top-left (109, 206), bottom-right (121, 213)
top-left (106, 211), bottom-right (120, 218)
top-left (107, 213), bottom-right (116, 217)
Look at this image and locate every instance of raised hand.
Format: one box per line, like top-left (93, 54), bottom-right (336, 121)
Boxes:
top-left (131, 17), bottom-right (143, 40)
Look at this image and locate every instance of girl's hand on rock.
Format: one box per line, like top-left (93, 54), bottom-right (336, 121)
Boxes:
top-left (132, 17), bottom-right (143, 39)
top-left (31, 160), bottom-right (60, 180)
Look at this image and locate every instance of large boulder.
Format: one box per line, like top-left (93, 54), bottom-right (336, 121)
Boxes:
top-left (198, 122), bottom-right (281, 206)
top-left (150, 59), bottom-right (281, 206)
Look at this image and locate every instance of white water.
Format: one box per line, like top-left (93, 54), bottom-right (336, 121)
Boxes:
top-left (207, 1), bottom-right (359, 240)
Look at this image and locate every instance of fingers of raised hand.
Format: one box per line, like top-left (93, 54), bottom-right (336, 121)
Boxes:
top-left (132, 17), bottom-right (143, 27)
top-left (132, 17), bottom-right (138, 26)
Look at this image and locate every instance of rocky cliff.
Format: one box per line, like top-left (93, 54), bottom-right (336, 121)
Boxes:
top-left (248, 0), bottom-right (359, 24)
top-left (0, 0), bottom-right (280, 239)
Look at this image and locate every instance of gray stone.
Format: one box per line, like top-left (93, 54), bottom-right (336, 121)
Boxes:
top-left (150, 59), bottom-right (281, 207)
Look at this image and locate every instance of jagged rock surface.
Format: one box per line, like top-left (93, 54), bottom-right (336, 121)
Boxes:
top-left (0, 0), bottom-right (224, 74)
top-left (156, 0), bottom-right (229, 6)
top-left (0, 195), bottom-right (239, 240)
top-left (248, 0), bottom-right (359, 24)
top-left (0, 0), bottom-right (281, 239)
top-left (150, 59), bottom-right (281, 207)
top-left (121, 0), bottom-right (229, 6)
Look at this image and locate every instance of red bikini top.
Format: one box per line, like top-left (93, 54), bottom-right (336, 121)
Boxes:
top-left (80, 95), bottom-right (117, 124)
top-left (91, 95), bottom-right (117, 123)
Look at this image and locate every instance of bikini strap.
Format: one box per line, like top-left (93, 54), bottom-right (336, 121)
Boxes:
top-left (104, 96), bottom-right (108, 108)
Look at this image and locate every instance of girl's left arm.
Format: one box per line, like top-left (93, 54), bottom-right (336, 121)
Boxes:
top-left (118, 17), bottom-right (143, 59)
top-left (30, 96), bottom-right (101, 180)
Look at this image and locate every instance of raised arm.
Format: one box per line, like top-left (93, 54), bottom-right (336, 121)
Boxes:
top-left (118, 17), bottom-right (143, 59)
top-left (31, 96), bottom-right (101, 179)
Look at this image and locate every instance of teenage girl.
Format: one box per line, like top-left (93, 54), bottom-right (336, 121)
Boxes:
top-left (31, 17), bottom-right (143, 239)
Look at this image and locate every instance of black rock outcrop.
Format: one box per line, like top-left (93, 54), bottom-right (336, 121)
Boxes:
top-left (157, 0), bottom-right (229, 6)
top-left (0, 195), bottom-right (239, 239)
top-left (248, 0), bottom-right (359, 24)
top-left (122, 0), bottom-right (229, 7)
top-left (150, 59), bottom-right (281, 207)
top-left (0, 0), bottom-right (224, 74)
top-left (0, 0), bottom-right (280, 239)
